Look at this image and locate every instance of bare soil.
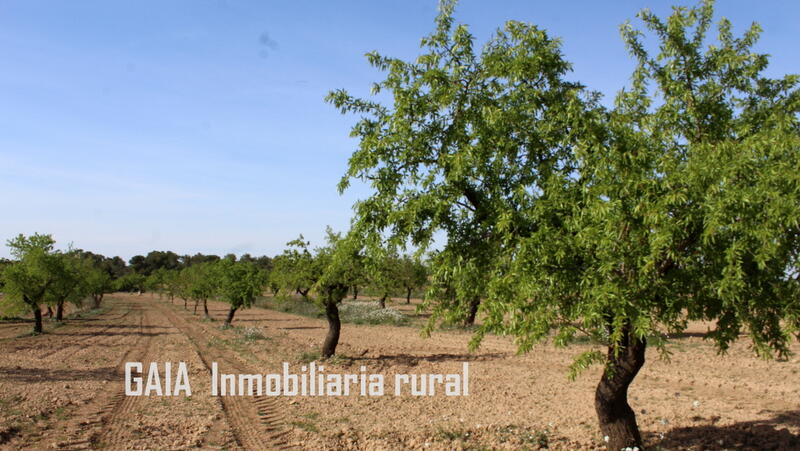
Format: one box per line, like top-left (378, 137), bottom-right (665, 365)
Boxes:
top-left (0, 293), bottom-right (798, 450)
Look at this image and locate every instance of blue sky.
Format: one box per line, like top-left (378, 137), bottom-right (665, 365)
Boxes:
top-left (1, 1), bottom-right (797, 260)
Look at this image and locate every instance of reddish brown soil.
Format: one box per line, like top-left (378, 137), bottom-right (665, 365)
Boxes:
top-left (0, 294), bottom-right (798, 450)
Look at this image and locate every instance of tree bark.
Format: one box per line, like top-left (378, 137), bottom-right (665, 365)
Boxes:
top-left (464, 296), bottom-right (480, 326)
top-left (184, 298), bottom-right (187, 309)
top-left (33, 306), bottom-right (43, 334)
top-left (352, 286), bottom-right (358, 300)
top-left (56, 301), bottom-right (65, 321)
top-left (92, 294), bottom-right (103, 309)
top-left (322, 300), bottom-right (341, 358)
top-left (224, 307), bottom-right (237, 326)
top-left (406, 287), bottom-right (412, 304)
top-left (203, 299), bottom-right (210, 318)
top-left (46, 306), bottom-right (53, 318)
top-left (193, 300), bottom-right (199, 315)
top-left (595, 324), bottom-right (646, 451)
top-left (378, 295), bottom-right (386, 309)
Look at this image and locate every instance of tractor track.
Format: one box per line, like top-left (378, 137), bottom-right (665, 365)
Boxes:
top-left (156, 302), bottom-right (293, 450)
top-left (33, 306), bottom-right (137, 360)
top-left (56, 305), bottom-right (155, 450)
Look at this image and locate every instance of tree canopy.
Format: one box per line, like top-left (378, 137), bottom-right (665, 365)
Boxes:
top-left (328, 1), bottom-right (799, 448)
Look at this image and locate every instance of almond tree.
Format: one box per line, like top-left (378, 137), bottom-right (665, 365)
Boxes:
top-left (86, 266), bottom-right (113, 308)
top-left (327, 1), bottom-right (800, 449)
top-left (45, 251), bottom-right (88, 321)
top-left (397, 256), bottom-right (427, 304)
top-left (216, 258), bottom-right (267, 326)
top-left (365, 251), bottom-right (402, 309)
top-left (183, 263), bottom-right (216, 317)
top-left (1, 234), bottom-right (61, 334)
top-left (313, 229), bottom-right (362, 358)
top-left (271, 236), bottom-right (319, 301)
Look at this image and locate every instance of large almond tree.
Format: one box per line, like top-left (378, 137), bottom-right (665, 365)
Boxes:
top-left (328, 1), bottom-right (800, 449)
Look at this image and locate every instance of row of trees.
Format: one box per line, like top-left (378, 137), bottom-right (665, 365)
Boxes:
top-left (128, 250), bottom-right (272, 276)
top-left (0, 231), bottom-right (432, 336)
top-left (0, 234), bottom-right (115, 333)
top-left (269, 234), bottom-right (428, 307)
top-left (142, 258), bottom-right (266, 326)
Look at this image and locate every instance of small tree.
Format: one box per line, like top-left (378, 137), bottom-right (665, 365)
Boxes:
top-left (313, 229), bottom-right (363, 358)
top-left (2, 234), bottom-right (60, 334)
top-left (365, 251), bottom-right (402, 308)
top-left (215, 258), bottom-right (266, 326)
top-left (183, 262), bottom-right (217, 317)
top-left (271, 236), bottom-right (320, 301)
top-left (114, 272), bottom-right (146, 296)
top-left (397, 255), bottom-right (428, 304)
top-left (86, 266), bottom-right (113, 308)
top-left (45, 251), bottom-right (88, 321)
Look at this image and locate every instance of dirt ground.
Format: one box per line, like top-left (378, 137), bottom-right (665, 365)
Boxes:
top-left (0, 293), bottom-right (798, 450)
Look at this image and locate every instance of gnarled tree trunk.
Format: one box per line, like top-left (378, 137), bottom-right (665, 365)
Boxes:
top-left (595, 324), bottom-right (646, 451)
top-left (322, 299), bottom-right (341, 358)
top-left (464, 296), bottom-right (480, 326)
top-left (378, 295), bottom-right (387, 309)
top-left (224, 307), bottom-right (238, 326)
top-left (56, 300), bottom-right (65, 321)
top-left (33, 306), bottom-right (43, 334)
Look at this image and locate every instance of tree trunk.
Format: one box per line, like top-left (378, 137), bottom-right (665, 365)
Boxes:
top-left (464, 296), bottom-right (480, 326)
top-left (322, 300), bottom-right (341, 358)
top-left (93, 294), bottom-right (103, 309)
top-left (406, 287), bottom-right (412, 304)
top-left (193, 300), bottom-right (199, 315)
top-left (183, 298), bottom-right (187, 309)
top-left (224, 307), bottom-right (237, 326)
top-left (352, 286), bottom-right (358, 300)
top-left (378, 295), bottom-right (386, 309)
top-left (203, 299), bottom-right (210, 318)
top-left (56, 301), bottom-right (65, 321)
top-left (595, 324), bottom-right (646, 451)
top-left (33, 306), bottom-right (43, 334)
top-left (46, 306), bottom-right (54, 318)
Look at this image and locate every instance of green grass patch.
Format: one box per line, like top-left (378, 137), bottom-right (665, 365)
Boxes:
top-left (298, 351), bottom-right (321, 363)
top-left (290, 420), bottom-right (319, 433)
top-left (256, 296), bottom-right (323, 318)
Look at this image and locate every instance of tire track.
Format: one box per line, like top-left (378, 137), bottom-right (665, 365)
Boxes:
top-left (57, 305), bottom-right (155, 450)
top-left (156, 302), bottom-right (293, 450)
top-left (89, 305), bottom-right (158, 448)
top-left (33, 306), bottom-right (136, 360)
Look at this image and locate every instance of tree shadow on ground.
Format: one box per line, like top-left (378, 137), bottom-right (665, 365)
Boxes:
top-left (647, 410), bottom-right (800, 450)
top-left (0, 366), bottom-right (115, 383)
top-left (352, 352), bottom-right (508, 367)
